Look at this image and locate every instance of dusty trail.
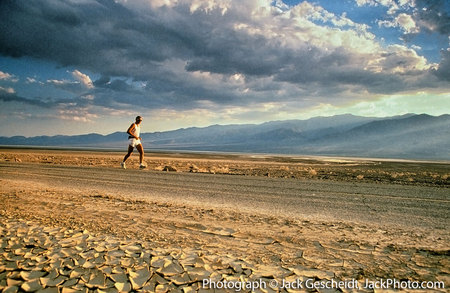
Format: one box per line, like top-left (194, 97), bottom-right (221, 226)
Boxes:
top-left (1, 162), bottom-right (448, 230)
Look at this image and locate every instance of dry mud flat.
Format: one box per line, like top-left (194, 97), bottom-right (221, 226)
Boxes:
top-left (0, 218), bottom-right (399, 293)
top-left (0, 149), bottom-right (449, 292)
top-left (1, 216), bottom-right (448, 293)
top-left (3, 217), bottom-right (311, 293)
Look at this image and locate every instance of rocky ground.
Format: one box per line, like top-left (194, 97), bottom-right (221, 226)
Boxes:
top-left (0, 149), bottom-right (449, 292)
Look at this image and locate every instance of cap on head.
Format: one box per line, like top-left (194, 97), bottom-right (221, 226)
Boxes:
top-left (136, 116), bottom-right (143, 121)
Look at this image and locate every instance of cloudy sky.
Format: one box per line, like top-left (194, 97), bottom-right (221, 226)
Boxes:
top-left (0, 0), bottom-right (449, 136)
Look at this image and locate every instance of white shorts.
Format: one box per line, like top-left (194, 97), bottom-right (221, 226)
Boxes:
top-left (128, 138), bottom-right (141, 147)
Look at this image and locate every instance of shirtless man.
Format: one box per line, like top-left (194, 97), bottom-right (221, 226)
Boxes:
top-left (121, 116), bottom-right (146, 169)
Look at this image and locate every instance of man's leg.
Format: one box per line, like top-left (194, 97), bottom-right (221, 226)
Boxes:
top-left (136, 144), bottom-right (145, 166)
top-left (123, 145), bottom-right (134, 162)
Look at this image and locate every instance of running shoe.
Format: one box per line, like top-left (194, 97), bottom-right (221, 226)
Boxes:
top-left (121, 162), bottom-right (126, 169)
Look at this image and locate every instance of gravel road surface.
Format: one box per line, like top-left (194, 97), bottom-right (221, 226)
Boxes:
top-left (1, 162), bottom-right (448, 230)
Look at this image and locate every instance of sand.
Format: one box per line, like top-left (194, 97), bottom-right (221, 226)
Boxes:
top-left (0, 148), bottom-right (449, 292)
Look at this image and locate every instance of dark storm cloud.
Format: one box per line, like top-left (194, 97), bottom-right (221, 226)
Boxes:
top-left (415, 0), bottom-right (450, 35)
top-left (0, 0), bottom-right (151, 66)
top-left (434, 49), bottom-right (450, 81)
top-left (0, 91), bottom-right (55, 108)
top-left (93, 78), bottom-right (136, 93)
top-left (274, 47), bottom-right (411, 94)
top-left (184, 27), bottom-right (286, 76)
top-left (0, 0), bottom-right (448, 112)
top-left (410, 0), bottom-right (450, 82)
top-left (0, 83), bottom-right (93, 109)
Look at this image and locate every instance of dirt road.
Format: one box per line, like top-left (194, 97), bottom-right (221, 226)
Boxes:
top-left (1, 162), bottom-right (448, 230)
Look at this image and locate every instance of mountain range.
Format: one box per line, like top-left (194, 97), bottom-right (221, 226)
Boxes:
top-left (1, 114), bottom-right (449, 160)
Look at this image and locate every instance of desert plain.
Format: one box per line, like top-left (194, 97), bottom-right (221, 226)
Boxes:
top-left (0, 148), bottom-right (449, 293)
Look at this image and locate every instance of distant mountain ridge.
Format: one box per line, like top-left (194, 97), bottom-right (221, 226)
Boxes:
top-left (1, 114), bottom-right (449, 160)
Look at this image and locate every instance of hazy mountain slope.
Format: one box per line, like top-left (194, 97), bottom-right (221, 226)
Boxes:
top-left (1, 114), bottom-right (448, 160)
top-left (143, 114), bottom-right (379, 147)
top-left (307, 114), bottom-right (450, 158)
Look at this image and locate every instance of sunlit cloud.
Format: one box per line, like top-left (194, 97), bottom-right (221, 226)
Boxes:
top-left (72, 70), bottom-right (94, 89)
top-left (0, 86), bottom-right (15, 94)
top-left (0, 71), bottom-right (18, 82)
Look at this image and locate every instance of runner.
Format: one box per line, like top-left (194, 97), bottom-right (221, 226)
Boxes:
top-left (121, 116), bottom-right (146, 169)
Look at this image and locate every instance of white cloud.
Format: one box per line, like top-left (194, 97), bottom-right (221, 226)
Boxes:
top-left (0, 71), bottom-right (18, 82)
top-left (398, 0), bottom-right (415, 7)
top-left (0, 71), bottom-right (12, 80)
top-left (72, 70), bottom-right (94, 89)
top-left (355, 0), bottom-right (414, 9)
top-left (365, 44), bottom-right (433, 75)
top-left (47, 79), bottom-right (69, 85)
top-left (355, 0), bottom-right (395, 7)
top-left (0, 86), bottom-right (15, 94)
top-left (378, 12), bottom-right (418, 33)
top-left (355, 0), bottom-right (416, 15)
top-left (189, 0), bottom-right (231, 14)
top-left (395, 13), bottom-right (418, 33)
top-left (355, 0), bottom-right (378, 7)
top-left (57, 106), bottom-right (98, 122)
top-left (289, 1), bottom-right (358, 28)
